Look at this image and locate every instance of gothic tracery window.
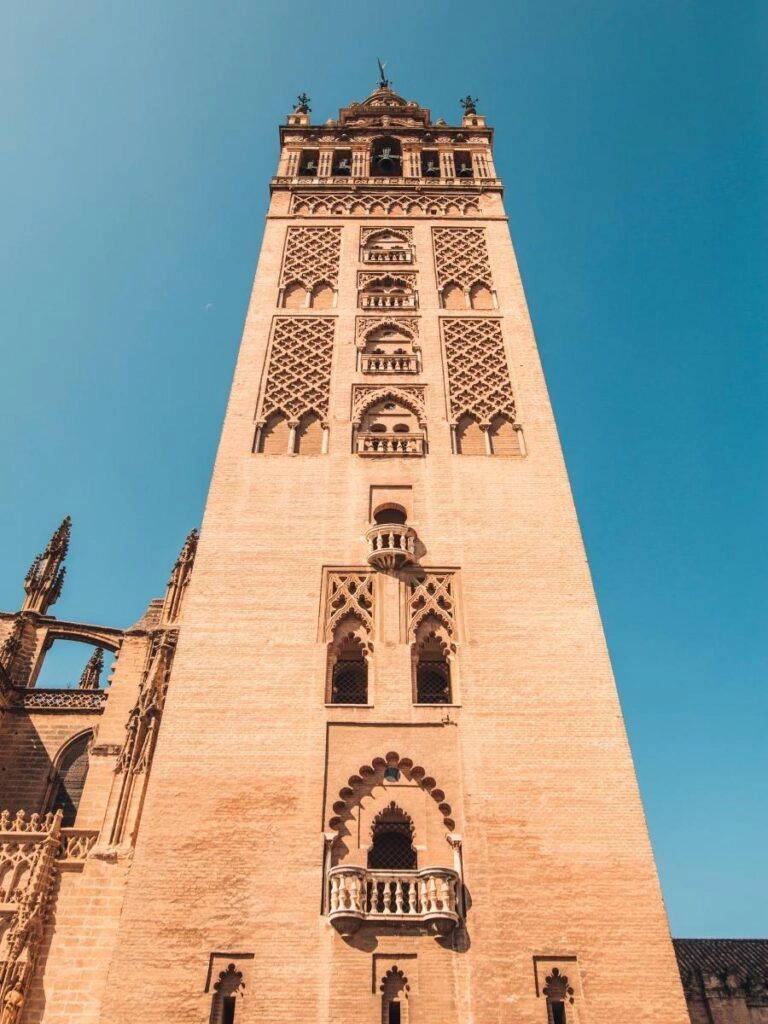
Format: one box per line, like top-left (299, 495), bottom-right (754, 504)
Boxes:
top-left (48, 731), bottom-right (92, 827)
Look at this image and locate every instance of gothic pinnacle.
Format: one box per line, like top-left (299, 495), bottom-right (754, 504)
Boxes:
top-left (22, 515), bottom-right (71, 615)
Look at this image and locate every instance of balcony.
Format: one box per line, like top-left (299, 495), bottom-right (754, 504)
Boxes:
top-left (365, 523), bottom-right (417, 571)
top-left (328, 865), bottom-right (460, 936)
top-left (357, 433), bottom-right (425, 457)
top-left (361, 249), bottom-right (414, 265)
top-left (360, 353), bottom-right (419, 374)
top-left (360, 292), bottom-right (417, 310)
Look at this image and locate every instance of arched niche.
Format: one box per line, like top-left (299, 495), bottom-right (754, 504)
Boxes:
top-left (370, 137), bottom-right (403, 177)
top-left (46, 730), bottom-right (93, 827)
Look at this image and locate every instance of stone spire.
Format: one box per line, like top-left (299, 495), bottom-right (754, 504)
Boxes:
top-left (78, 646), bottom-right (104, 690)
top-left (161, 528), bottom-right (199, 624)
top-left (22, 516), bottom-right (71, 614)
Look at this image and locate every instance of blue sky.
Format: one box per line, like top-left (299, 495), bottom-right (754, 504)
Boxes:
top-left (1, 2), bottom-right (766, 936)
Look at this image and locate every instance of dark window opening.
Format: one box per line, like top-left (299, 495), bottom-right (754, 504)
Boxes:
top-left (388, 1003), bottom-right (401, 1024)
top-left (384, 766), bottom-right (401, 782)
top-left (550, 1003), bottom-right (566, 1024)
top-left (371, 137), bottom-right (402, 177)
top-left (298, 149), bottom-right (319, 176)
top-left (222, 996), bottom-right (236, 1024)
top-left (373, 507), bottom-right (407, 525)
top-left (421, 150), bottom-right (440, 177)
top-left (332, 150), bottom-right (352, 176)
top-left (49, 732), bottom-right (91, 827)
top-left (369, 830), bottom-right (417, 870)
top-left (331, 658), bottom-right (367, 704)
top-left (416, 660), bottom-right (451, 704)
top-left (454, 150), bottom-right (473, 176)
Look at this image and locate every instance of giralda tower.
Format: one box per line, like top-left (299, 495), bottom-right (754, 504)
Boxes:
top-left (94, 80), bottom-right (690, 1023)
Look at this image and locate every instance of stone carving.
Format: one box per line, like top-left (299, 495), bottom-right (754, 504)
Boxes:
top-left (280, 226), bottom-right (341, 290)
top-left (325, 572), bottom-right (374, 641)
top-left (351, 385), bottom-right (426, 428)
top-left (432, 227), bottom-right (492, 290)
top-left (0, 809), bottom-right (62, 1014)
top-left (441, 318), bottom-right (516, 424)
top-left (161, 528), bottom-right (199, 625)
top-left (356, 316), bottom-right (418, 347)
top-left (22, 517), bottom-right (70, 614)
top-left (20, 688), bottom-right (107, 710)
top-left (78, 647), bottom-right (104, 690)
top-left (258, 318), bottom-right (335, 423)
top-left (408, 571), bottom-right (456, 643)
top-left (57, 829), bottom-right (99, 862)
top-left (291, 192), bottom-right (482, 217)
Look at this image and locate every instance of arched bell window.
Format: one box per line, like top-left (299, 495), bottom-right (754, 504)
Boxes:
top-left (371, 137), bottom-right (403, 177)
top-left (48, 731), bottom-right (92, 827)
top-left (368, 803), bottom-right (416, 870)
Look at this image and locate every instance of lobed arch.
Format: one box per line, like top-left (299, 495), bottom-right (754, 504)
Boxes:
top-left (328, 751), bottom-right (457, 837)
top-left (364, 227), bottom-right (412, 248)
top-left (358, 318), bottom-right (418, 350)
top-left (352, 387), bottom-right (426, 429)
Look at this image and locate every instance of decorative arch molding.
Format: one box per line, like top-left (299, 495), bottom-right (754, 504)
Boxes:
top-left (355, 316), bottom-right (419, 350)
top-left (328, 751), bottom-right (457, 834)
top-left (351, 386), bottom-right (427, 428)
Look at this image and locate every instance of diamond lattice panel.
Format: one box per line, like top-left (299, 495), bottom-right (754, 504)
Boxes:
top-left (260, 318), bottom-right (335, 421)
top-left (280, 227), bottom-right (342, 289)
top-left (432, 228), bottom-right (492, 289)
top-left (441, 319), bottom-right (516, 424)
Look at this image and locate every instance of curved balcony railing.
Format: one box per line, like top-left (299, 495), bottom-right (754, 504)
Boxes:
top-left (360, 293), bottom-right (418, 310)
top-left (360, 353), bottom-right (419, 374)
top-left (328, 865), bottom-right (460, 935)
top-left (357, 432), bottom-right (424, 457)
top-left (365, 523), bottom-right (417, 571)
top-left (361, 250), bottom-right (414, 264)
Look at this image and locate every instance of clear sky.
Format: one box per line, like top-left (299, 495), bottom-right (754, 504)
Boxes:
top-left (1, 2), bottom-right (766, 937)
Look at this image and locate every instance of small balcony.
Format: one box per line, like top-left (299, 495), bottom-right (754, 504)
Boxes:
top-left (357, 432), bottom-right (425, 458)
top-left (365, 523), bottom-right (417, 571)
top-left (361, 249), bottom-right (414, 265)
top-left (360, 292), bottom-right (418, 310)
top-left (360, 352), bottom-right (419, 374)
top-left (328, 865), bottom-right (460, 936)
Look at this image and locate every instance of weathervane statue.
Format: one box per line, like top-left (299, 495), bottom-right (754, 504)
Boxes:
top-left (377, 58), bottom-right (390, 90)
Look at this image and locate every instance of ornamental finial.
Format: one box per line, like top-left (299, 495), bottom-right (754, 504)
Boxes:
top-left (22, 516), bottom-right (71, 614)
top-left (294, 93), bottom-right (311, 114)
top-left (460, 95), bottom-right (479, 116)
top-left (377, 58), bottom-right (390, 90)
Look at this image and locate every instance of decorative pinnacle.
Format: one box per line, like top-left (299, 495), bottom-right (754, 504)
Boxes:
top-left (22, 516), bottom-right (71, 614)
top-left (78, 646), bottom-right (104, 690)
top-left (460, 95), bottom-right (479, 116)
top-left (161, 527), bottom-right (200, 624)
top-left (294, 93), bottom-right (311, 114)
top-left (377, 58), bottom-right (390, 90)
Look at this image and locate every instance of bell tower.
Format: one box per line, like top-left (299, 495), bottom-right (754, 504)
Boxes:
top-left (96, 78), bottom-right (691, 1023)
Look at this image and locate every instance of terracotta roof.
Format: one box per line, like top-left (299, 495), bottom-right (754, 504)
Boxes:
top-left (674, 938), bottom-right (768, 977)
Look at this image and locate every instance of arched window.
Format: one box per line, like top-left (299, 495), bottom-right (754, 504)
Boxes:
top-left (48, 731), bottom-right (92, 827)
top-left (469, 281), bottom-right (493, 309)
top-left (456, 415), bottom-right (485, 455)
top-left (441, 282), bottom-right (465, 309)
top-left (368, 803), bottom-right (416, 869)
top-left (309, 282), bottom-right (333, 309)
top-left (374, 506), bottom-right (407, 526)
top-left (371, 137), bottom-right (403, 177)
top-left (294, 412), bottom-right (323, 455)
top-left (259, 413), bottom-right (289, 454)
top-left (282, 281), bottom-right (306, 308)
top-left (543, 969), bottom-right (573, 1024)
top-left (210, 963), bottom-right (244, 1024)
top-left (330, 633), bottom-right (368, 705)
top-left (489, 414), bottom-right (519, 455)
top-left (380, 967), bottom-right (410, 1024)
top-left (414, 626), bottom-right (452, 704)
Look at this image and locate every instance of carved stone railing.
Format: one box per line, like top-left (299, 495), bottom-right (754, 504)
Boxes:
top-left (357, 433), bottom-right (425, 458)
top-left (360, 353), bottom-right (419, 374)
top-left (360, 293), bottom-right (417, 310)
top-left (328, 866), bottom-right (459, 935)
top-left (57, 828), bottom-right (99, 864)
top-left (362, 250), bottom-right (414, 265)
top-left (272, 175), bottom-right (502, 189)
top-left (19, 687), bottom-right (108, 711)
top-left (366, 523), bottom-right (418, 571)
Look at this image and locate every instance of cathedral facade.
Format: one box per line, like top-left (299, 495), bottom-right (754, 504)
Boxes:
top-left (0, 80), bottom-right (749, 1023)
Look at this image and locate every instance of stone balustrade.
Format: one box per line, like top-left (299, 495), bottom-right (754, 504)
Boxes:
top-left (360, 353), bottom-right (418, 374)
top-left (360, 293), bottom-right (418, 310)
top-left (362, 250), bottom-right (413, 264)
top-left (358, 433), bottom-right (425, 458)
top-left (365, 523), bottom-right (418, 571)
top-left (58, 828), bottom-right (99, 863)
top-left (271, 175), bottom-right (502, 189)
top-left (328, 866), bottom-right (460, 935)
